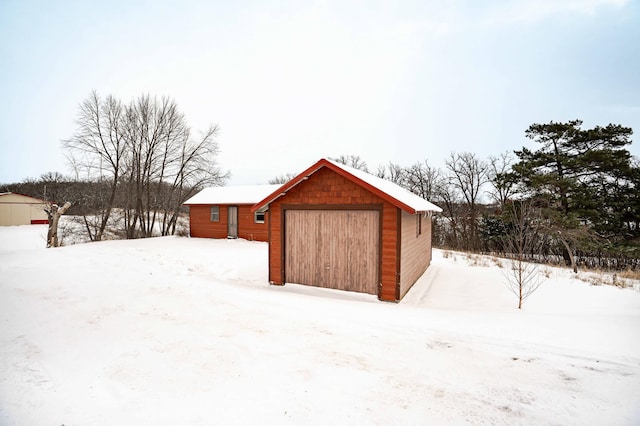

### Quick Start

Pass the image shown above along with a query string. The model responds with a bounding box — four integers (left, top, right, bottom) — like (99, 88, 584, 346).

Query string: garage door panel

(285, 210, 379, 295)
(285, 210, 319, 286)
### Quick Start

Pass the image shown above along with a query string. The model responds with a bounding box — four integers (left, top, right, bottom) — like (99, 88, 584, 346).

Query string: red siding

(189, 204, 269, 242)
(267, 167, 399, 301)
(237, 206, 269, 241)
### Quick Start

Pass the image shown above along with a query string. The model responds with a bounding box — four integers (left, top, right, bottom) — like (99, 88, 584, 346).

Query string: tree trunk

(559, 235, 577, 273)
(46, 202, 71, 248)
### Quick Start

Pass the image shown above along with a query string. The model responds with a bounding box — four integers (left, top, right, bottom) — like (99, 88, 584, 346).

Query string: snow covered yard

(1, 226, 639, 425)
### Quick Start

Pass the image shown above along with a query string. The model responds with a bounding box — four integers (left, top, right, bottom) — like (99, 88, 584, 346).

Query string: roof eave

(251, 162, 324, 212)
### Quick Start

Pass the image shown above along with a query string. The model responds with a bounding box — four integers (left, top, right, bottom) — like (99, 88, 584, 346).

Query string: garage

(252, 158, 442, 302)
(285, 209, 379, 294)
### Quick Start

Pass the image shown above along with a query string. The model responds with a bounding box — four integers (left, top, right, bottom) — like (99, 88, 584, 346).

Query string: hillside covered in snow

(1, 225, 639, 424)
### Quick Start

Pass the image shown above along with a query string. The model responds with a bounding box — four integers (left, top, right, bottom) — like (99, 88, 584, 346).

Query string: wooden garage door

(285, 210, 379, 295)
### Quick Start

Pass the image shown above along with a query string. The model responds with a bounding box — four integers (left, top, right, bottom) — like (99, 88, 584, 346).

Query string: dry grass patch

(441, 249, 640, 291)
(490, 257, 504, 268)
(575, 271, 635, 289)
(618, 268, 640, 280)
(441, 250, 459, 262)
(465, 253, 491, 267)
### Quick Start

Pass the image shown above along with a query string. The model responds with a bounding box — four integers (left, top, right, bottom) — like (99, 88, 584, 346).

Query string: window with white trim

(416, 214, 422, 237)
(255, 211, 265, 224)
(210, 206, 220, 222)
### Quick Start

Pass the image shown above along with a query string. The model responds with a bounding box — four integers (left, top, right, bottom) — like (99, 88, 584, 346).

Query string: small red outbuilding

(184, 185, 280, 242)
(253, 158, 442, 302)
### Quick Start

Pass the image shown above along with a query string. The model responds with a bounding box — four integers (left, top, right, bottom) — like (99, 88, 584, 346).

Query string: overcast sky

(1, 0, 639, 185)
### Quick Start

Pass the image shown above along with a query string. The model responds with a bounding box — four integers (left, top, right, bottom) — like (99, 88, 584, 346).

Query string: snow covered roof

(253, 158, 442, 214)
(184, 184, 282, 205)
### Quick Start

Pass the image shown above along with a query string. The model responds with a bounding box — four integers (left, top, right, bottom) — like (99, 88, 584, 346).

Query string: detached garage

(252, 158, 442, 302)
(0, 192, 49, 226)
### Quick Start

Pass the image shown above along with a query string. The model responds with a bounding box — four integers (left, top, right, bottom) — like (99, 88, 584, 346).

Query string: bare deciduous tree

(330, 154, 369, 172)
(405, 160, 440, 200)
(501, 200, 544, 309)
(487, 151, 518, 207)
(63, 91, 126, 241)
(63, 91, 228, 240)
(375, 162, 406, 185)
(446, 152, 488, 251)
(434, 175, 463, 248)
(268, 172, 297, 184)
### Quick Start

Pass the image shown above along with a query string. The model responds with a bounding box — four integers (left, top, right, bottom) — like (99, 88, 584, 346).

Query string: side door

(228, 206, 238, 238)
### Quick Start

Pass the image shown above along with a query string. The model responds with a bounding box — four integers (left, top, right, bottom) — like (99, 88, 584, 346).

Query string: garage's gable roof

(253, 158, 442, 214)
(184, 184, 282, 205)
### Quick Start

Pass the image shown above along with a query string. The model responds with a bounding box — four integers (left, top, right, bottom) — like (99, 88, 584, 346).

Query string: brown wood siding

(380, 203, 399, 301)
(267, 167, 399, 301)
(268, 204, 282, 284)
(189, 204, 269, 241)
(285, 210, 379, 294)
(399, 210, 433, 298)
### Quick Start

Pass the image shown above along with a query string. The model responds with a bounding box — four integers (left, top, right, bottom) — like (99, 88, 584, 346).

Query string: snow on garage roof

(253, 158, 442, 214)
(183, 184, 282, 205)
(326, 159, 443, 213)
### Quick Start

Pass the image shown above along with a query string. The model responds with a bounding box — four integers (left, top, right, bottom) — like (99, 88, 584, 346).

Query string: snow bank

(0, 224, 48, 252)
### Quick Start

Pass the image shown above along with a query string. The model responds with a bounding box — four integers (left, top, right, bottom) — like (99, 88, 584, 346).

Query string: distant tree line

(3, 113, 638, 271)
(312, 120, 639, 270)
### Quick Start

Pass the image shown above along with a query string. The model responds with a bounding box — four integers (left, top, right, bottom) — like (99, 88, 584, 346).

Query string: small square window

(210, 206, 220, 222)
(255, 211, 265, 224)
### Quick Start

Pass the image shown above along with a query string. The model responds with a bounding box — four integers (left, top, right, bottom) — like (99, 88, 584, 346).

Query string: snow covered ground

(1, 225, 639, 425)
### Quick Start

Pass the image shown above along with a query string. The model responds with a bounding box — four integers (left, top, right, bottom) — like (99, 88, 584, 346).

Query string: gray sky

(1, 0, 639, 184)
